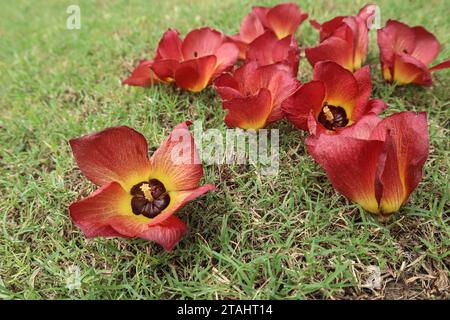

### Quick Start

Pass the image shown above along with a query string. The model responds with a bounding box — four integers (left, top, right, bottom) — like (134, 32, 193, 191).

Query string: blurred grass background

(0, 0, 449, 299)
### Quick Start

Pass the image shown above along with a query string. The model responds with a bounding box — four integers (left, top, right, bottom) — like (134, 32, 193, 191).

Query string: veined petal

(149, 121, 203, 192)
(181, 27, 222, 60)
(174, 55, 217, 92)
(70, 126, 151, 189)
(370, 112, 429, 215)
(213, 73, 242, 101)
(122, 60, 162, 87)
(306, 134, 384, 214)
(429, 59, 450, 72)
(411, 26, 440, 65)
(214, 42, 240, 74)
(151, 59, 179, 82)
(146, 184, 216, 226)
(69, 182, 133, 238)
(109, 215, 187, 251)
(155, 29, 183, 61)
(247, 32, 299, 75)
(266, 3, 308, 39)
(305, 36, 354, 72)
(282, 81, 326, 131)
(313, 61, 359, 117)
(239, 10, 266, 44)
(223, 88, 273, 130)
(393, 53, 431, 86)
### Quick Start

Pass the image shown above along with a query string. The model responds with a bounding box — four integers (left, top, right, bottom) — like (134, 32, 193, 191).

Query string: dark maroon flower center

(130, 179, 170, 218)
(318, 102, 349, 131)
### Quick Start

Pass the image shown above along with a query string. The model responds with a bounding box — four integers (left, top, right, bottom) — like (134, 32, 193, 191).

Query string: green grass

(0, 0, 449, 299)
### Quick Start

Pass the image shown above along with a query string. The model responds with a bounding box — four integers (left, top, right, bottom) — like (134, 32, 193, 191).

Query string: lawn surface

(0, 0, 449, 299)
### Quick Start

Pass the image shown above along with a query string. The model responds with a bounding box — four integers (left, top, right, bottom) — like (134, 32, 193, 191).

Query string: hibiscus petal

(181, 27, 223, 60)
(148, 121, 203, 192)
(70, 126, 151, 189)
(247, 32, 299, 75)
(282, 81, 326, 131)
(155, 28, 183, 61)
(313, 61, 359, 116)
(429, 59, 450, 72)
(110, 214, 187, 251)
(214, 42, 240, 74)
(306, 134, 384, 214)
(393, 53, 431, 86)
(69, 182, 132, 238)
(151, 59, 179, 82)
(223, 88, 273, 129)
(266, 3, 308, 39)
(377, 20, 416, 67)
(122, 60, 161, 87)
(370, 112, 429, 215)
(146, 185, 216, 226)
(214, 73, 242, 101)
(247, 63, 299, 110)
(174, 55, 218, 92)
(411, 26, 440, 65)
(239, 10, 266, 44)
(305, 36, 354, 71)
(352, 65, 372, 120)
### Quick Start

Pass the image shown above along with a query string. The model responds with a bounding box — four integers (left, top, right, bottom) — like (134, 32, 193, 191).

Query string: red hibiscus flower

(227, 3, 308, 59)
(214, 61, 300, 130)
(123, 28, 239, 92)
(69, 122, 215, 251)
(377, 19, 450, 86)
(306, 4, 377, 72)
(282, 61, 386, 134)
(246, 31, 300, 76)
(306, 112, 429, 219)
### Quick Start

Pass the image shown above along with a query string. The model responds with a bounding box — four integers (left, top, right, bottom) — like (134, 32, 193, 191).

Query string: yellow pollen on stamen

(323, 106, 334, 122)
(140, 184, 154, 201)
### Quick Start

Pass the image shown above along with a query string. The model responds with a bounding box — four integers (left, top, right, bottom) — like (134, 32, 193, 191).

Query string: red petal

(213, 73, 242, 101)
(181, 27, 222, 60)
(246, 63, 299, 113)
(110, 214, 188, 251)
(150, 59, 179, 82)
(316, 16, 345, 41)
(69, 182, 132, 238)
(282, 81, 325, 131)
(313, 61, 359, 114)
(223, 88, 273, 129)
(247, 32, 300, 75)
(351, 65, 383, 121)
(238, 10, 266, 43)
(410, 26, 440, 65)
(214, 42, 239, 74)
(148, 121, 203, 192)
(122, 60, 161, 87)
(370, 112, 429, 215)
(337, 113, 382, 140)
(266, 3, 308, 39)
(155, 29, 183, 61)
(343, 16, 368, 70)
(148, 185, 216, 226)
(174, 55, 217, 92)
(429, 59, 450, 72)
(70, 126, 151, 189)
(358, 4, 378, 25)
(70, 181, 213, 251)
(393, 53, 431, 86)
(306, 133, 384, 213)
(305, 36, 353, 71)
(377, 20, 416, 67)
